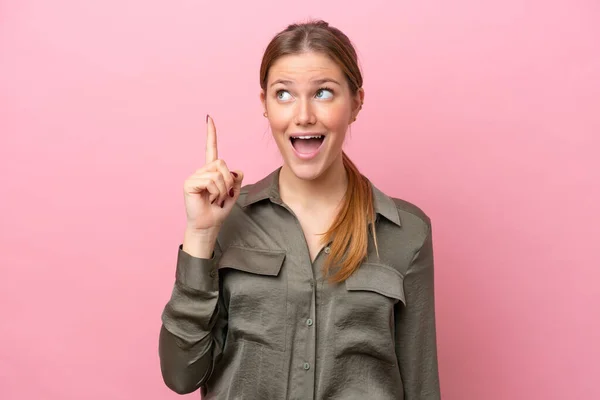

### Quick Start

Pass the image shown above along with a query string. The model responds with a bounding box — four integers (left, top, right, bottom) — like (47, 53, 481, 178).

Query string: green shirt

(159, 167, 441, 399)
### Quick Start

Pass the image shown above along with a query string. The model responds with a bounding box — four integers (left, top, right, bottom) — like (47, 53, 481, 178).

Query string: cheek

(318, 103, 350, 130)
(269, 115, 289, 138)
(266, 100, 290, 131)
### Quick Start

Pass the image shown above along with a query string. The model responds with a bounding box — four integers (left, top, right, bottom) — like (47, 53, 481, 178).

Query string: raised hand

(183, 115, 244, 236)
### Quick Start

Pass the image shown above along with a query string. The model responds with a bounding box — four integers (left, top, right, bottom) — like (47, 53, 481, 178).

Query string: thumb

(231, 170, 244, 194)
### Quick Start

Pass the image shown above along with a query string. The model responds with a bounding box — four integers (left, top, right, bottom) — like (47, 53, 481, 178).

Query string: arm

(394, 223, 441, 399)
(159, 240, 227, 395)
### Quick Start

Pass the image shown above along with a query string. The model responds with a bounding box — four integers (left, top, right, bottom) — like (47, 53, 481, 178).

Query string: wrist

(184, 225, 220, 239)
(183, 227, 220, 259)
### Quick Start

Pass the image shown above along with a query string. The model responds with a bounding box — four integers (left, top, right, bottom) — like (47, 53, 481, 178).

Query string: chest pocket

(345, 262, 405, 304)
(335, 262, 405, 364)
(218, 246, 287, 352)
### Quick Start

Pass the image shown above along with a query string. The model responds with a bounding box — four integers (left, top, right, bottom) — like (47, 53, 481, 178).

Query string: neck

(279, 153, 348, 211)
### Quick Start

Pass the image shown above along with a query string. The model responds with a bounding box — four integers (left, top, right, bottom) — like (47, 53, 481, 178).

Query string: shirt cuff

(175, 244, 219, 292)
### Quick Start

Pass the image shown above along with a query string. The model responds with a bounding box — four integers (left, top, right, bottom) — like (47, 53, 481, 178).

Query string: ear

(350, 88, 365, 122)
(260, 90, 267, 114)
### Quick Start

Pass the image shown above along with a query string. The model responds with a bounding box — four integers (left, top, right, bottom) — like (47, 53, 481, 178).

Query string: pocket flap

(218, 246, 285, 276)
(346, 263, 405, 304)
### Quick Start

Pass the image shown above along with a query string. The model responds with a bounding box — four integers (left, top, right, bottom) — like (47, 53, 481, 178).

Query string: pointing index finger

(205, 114, 218, 163)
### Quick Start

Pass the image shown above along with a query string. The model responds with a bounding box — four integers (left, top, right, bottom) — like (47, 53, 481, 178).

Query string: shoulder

(369, 178, 432, 255)
(238, 184, 251, 201)
(386, 196, 432, 252)
(235, 169, 280, 208)
(239, 179, 257, 196)
(238, 178, 261, 197)
(369, 178, 431, 232)
(369, 187, 434, 269)
(390, 196, 431, 229)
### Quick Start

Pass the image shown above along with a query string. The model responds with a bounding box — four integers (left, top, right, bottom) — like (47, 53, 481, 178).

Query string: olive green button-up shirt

(159, 167, 441, 399)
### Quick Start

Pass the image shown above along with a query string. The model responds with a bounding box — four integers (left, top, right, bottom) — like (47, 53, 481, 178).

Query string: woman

(159, 20, 441, 399)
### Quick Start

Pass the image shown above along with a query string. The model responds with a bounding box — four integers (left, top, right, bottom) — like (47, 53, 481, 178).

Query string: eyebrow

(270, 78, 342, 88)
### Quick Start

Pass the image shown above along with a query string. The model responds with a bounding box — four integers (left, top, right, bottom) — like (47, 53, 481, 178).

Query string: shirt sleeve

(158, 242, 227, 395)
(394, 223, 441, 399)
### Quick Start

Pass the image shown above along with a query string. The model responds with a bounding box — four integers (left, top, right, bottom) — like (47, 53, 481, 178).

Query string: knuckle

(193, 170, 207, 179)
(216, 173, 227, 185)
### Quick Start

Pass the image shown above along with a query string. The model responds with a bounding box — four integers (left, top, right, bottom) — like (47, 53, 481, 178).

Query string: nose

(294, 98, 316, 126)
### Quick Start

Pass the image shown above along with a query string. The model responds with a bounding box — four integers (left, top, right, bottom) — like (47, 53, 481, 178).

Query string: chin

(284, 157, 328, 181)
(290, 165, 323, 181)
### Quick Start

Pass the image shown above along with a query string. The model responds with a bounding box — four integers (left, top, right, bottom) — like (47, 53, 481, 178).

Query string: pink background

(1, 1, 599, 399)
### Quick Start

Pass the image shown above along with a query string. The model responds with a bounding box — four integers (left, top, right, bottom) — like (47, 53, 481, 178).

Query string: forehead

(268, 52, 344, 83)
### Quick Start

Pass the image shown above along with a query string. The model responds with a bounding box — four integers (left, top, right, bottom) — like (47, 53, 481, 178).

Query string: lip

(289, 133, 326, 160)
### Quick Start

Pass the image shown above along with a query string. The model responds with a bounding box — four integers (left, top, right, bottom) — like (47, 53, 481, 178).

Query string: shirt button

(306, 319, 313, 326)
(209, 269, 217, 278)
(303, 362, 310, 370)
(324, 247, 331, 254)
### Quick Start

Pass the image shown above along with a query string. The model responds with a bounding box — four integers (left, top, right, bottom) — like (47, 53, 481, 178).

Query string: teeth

(292, 135, 324, 140)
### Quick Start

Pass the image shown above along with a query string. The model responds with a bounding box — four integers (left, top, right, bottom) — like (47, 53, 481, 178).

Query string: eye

(315, 88, 334, 99)
(276, 90, 292, 101)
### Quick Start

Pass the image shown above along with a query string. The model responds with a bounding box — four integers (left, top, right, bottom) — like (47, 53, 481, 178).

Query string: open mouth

(290, 134, 325, 155)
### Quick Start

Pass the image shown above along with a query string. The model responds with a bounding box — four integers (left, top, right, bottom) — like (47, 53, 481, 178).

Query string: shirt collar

(240, 167, 401, 227)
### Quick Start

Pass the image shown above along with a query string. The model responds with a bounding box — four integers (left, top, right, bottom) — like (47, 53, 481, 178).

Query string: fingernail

(206, 114, 209, 123)
(220, 201, 225, 208)
(231, 172, 238, 178)
(229, 188, 234, 197)
(211, 198, 216, 204)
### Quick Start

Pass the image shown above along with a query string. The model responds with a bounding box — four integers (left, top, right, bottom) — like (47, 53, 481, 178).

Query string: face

(260, 51, 363, 181)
